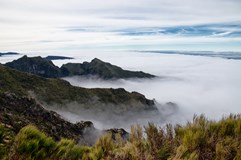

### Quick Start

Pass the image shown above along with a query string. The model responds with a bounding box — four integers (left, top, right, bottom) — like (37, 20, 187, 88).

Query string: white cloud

(0, 0, 241, 52)
(1, 0, 240, 26)
(1, 50, 241, 129)
(53, 51, 241, 129)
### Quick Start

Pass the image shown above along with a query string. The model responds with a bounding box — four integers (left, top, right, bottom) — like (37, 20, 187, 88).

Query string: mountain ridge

(0, 52, 19, 56)
(61, 58, 155, 79)
(0, 64, 157, 114)
(5, 55, 156, 79)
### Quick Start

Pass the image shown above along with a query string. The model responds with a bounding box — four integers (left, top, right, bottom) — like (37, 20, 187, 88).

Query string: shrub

(2, 114, 241, 160)
(0, 124, 7, 159)
(55, 138, 90, 160)
(11, 125, 56, 160)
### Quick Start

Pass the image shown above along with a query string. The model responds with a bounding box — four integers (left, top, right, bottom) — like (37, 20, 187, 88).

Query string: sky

(0, 0, 241, 53)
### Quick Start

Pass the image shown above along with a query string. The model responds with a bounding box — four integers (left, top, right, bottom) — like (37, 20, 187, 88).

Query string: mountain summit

(61, 58, 155, 79)
(5, 55, 61, 78)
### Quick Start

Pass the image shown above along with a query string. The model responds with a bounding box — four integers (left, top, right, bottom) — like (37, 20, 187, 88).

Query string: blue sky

(0, 0, 241, 53)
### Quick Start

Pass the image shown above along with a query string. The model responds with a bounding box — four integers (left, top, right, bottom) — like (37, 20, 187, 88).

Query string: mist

(46, 98, 178, 131)
(56, 51, 241, 129)
(1, 51, 241, 130)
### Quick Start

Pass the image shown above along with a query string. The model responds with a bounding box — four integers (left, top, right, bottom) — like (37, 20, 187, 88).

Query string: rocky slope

(5, 55, 156, 79)
(0, 92, 93, 144)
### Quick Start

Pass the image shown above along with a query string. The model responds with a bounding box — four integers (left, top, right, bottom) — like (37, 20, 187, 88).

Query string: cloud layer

(48, 51, 241, 129)
(1, 51, 241, 129)
(0, 0, 241, 52)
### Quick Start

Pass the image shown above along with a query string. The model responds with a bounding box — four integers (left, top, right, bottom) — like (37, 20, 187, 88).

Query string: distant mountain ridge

(5, 55, 156, 79)
(0, 52, 19, 56)
(139, 50, 241, 60)
(44, 55, 74, 60)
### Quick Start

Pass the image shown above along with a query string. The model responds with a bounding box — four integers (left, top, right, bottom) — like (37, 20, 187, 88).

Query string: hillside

(5, 55, 156, 79)
(0, 64, 156, 114)
(0, 92, 93, 143)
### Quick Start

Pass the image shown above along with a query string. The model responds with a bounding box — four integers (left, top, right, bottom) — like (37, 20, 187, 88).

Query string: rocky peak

(91, 58, 103, 64)
(5, 55, 61, 78)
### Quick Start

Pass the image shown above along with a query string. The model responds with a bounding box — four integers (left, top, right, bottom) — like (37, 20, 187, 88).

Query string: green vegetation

(9, 125, 90, 160)
(12, 125, 56, 159)
(0, 114, 240, 160)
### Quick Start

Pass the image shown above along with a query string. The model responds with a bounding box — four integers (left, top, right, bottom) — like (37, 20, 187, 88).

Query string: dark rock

(44, 55, 74, 60)
(106, 128, 129, 141)
(166, 102, 178, 107)
(0, 52, 19, 56)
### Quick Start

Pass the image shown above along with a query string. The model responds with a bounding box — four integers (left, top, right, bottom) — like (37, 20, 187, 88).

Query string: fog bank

(61, 51, 241, 127)
(1, 51, 241, 129)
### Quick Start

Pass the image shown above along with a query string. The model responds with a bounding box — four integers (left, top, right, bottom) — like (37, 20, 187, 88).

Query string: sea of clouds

(55, 51, 241, 129)
(1, 51, 241, 130)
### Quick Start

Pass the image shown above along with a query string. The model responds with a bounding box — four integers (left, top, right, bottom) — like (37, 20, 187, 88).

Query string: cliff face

(5, 56, 156, 79)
